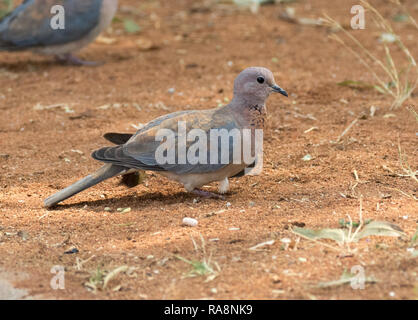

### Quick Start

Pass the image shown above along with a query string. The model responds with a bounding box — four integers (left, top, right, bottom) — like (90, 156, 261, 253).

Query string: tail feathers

(103, 132, 133, 145)
(44, 164, 125, 208)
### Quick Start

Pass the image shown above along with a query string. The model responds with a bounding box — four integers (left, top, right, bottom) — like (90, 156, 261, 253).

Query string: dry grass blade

(397, 138, 418, 183)
(317, 269, 377, 288)
(103, 266, 128, 289)
(406, 106, 418, 122)
(322, 0, 418, 109)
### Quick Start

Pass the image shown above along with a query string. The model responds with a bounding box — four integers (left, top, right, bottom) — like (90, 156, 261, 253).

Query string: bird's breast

(247, 104, 267, 129)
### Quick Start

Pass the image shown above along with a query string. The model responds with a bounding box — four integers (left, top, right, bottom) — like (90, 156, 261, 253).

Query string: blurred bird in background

(0, 0, 118, 65)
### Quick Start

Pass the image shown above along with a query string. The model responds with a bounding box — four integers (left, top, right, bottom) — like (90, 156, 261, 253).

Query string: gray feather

(44, 164, 124, 207)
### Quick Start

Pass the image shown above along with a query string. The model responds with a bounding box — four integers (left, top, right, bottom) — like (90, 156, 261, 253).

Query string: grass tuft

(322, 0, 418, 109)
(175, 235, 220, 279)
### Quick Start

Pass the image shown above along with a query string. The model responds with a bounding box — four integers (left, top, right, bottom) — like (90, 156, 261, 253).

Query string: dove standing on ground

(0, 0, 118, 65)
(44, 67, 288, 207)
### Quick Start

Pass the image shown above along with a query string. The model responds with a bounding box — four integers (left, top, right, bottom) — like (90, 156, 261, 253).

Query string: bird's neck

(229, 96, 267, 129)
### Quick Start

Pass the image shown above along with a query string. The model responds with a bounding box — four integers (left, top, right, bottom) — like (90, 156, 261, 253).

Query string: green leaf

(293, 227, 346, 244)
(354, 221, 404, 240)
(393, 14, 409, 22)
(411, 227, 418, 245)
(0, 0, 13, 19)
(123, 19, 141, 34)
(373, 85, 387, 94)
(293, 221, 404, 245)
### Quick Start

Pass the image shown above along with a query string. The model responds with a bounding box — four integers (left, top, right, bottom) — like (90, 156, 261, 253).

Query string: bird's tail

(44, 164, 126, 208)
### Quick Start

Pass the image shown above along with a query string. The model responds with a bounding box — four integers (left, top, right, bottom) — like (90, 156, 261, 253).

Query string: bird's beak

(271, 84, 288, 97)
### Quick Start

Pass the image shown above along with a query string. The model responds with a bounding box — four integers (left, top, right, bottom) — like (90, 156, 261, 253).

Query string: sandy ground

(0, 0, 417, 299)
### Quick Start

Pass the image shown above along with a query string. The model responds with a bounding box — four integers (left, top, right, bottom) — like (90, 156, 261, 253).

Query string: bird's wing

(0, 0, 102, 50)
(93, 108, 243, 175)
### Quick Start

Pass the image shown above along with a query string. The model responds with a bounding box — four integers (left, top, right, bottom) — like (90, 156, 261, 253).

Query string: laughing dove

(44, 67, 288, 207)
(0, 0, 118, 65)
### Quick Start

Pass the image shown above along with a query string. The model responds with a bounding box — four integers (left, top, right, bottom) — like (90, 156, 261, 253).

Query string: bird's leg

(218, 177, 230, 194)
(192, 189, 225, 200)
(55, 54, 103, 66)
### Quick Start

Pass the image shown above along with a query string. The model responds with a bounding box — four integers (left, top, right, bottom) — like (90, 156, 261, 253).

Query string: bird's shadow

(0, 60, 93, 71)
(0, 53, 133, 72)
(47, 190, 233, 211)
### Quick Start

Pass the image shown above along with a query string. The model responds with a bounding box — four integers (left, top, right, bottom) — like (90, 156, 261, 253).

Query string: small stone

(302, 154, 312, 161)
(64, 247, 79, 254)
(183, 217, 198, 227)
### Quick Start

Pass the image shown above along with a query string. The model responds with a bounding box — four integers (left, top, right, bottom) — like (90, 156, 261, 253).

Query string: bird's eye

(257, 76, 265, 84)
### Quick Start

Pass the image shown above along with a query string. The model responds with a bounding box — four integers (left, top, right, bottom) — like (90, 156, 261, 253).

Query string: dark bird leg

(120, 172, 141, 188)
(55, 54, 103, 66)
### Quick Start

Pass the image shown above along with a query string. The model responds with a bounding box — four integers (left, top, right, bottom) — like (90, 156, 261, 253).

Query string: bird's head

(232, 67, 287, 105)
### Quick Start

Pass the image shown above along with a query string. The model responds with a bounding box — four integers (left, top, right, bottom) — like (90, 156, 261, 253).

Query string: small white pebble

(183, 217, 198, 227)
(229, 227, 240, 231)
(104, 207, 111, 211)
(298, 257, 307, 263)
(281, 238, 291, 244)
(211, 288, 218, 294)
(226, 202, 231, 208)
(389, 291, 395, 297)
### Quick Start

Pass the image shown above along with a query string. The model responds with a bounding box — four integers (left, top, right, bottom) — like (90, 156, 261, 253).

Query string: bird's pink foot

(192, 189, 225, 200)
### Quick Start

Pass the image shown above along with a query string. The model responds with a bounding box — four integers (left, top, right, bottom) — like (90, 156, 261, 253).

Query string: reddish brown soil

(0, 0, 417, 299)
